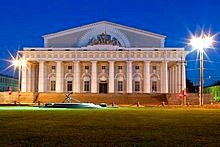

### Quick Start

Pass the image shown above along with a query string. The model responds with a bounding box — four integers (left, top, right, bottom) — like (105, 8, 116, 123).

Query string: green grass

(1, 107, 220, 146)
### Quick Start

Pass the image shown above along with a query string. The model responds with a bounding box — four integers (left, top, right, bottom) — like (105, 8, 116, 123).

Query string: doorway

(99, 83, 108, 93)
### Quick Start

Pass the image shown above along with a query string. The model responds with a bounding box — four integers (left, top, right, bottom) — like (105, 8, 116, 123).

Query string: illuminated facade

(20, 21, 187, 93)
(0, 74, 18, 92)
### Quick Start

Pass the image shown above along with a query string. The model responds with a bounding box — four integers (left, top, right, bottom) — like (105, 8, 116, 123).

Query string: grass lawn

(0, 107, 220, 146)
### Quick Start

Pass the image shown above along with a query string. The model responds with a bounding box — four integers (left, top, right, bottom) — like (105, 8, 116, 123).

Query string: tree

(186, 79, 196, 93)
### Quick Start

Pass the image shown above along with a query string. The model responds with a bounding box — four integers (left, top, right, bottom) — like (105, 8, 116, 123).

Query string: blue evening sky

(0, 0, 220, 86)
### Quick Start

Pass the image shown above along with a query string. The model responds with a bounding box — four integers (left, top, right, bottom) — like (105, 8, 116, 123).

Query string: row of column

(169, 62, 186, 93)
(22, 60, 173, 93)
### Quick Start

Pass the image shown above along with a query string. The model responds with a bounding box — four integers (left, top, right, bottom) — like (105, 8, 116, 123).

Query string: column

(160, 61, 168, 93)
(56, 61, 63, 92)
(168, 68, 171, 93)
(178, 63, 182, 93)
(182, 61, 186, 90)
(31, 64, 36, 92)
(27, 64, 32, 92)
(73, 61, 80, 93)
(91, 61, 97, 93)
(174, 65, 178, 93)
(21, 64, 27, 92)
(175, 63, 181, 93)
(164, 61, 168, 93)
(38, 61, 46, 92)
(127, 61, 132, 93)
(171, 66, 175, 93)
(108, 61, 115, 93)
(144, 61, 150, 93)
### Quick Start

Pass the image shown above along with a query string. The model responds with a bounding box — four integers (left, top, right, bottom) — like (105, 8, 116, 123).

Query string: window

(52, 66, 56, 70)
(85, 66, 89, 70)
(67, 81, 72, 91)
(152, 81, 157, 92)
(84, 81, 90, 92)
(152, 66, 156, 73)
(118, 81, 123, 91)
(135, 81, 140, 92)
(135, 66, 139, 70)
(68, 66, 72, 70)
(51, 81, 56, 91)
(118, 66, 122, 70)
(102, 66, 106, 70)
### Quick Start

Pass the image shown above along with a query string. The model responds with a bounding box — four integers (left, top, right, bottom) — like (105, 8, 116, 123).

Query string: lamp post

(12, 54, 27, 104)
(190, 33, 213, 106)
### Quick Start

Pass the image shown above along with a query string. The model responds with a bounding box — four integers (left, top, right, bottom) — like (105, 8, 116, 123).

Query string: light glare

(190, 33, 213, 50)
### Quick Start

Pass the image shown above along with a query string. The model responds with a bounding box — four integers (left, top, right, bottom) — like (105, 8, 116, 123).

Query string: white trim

(42, 21, 166, 40)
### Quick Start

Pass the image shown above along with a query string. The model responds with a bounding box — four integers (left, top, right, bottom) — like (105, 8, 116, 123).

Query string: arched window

(48, 73, 56, 91)
(66, 75, 73, 92)
(151, 76, 158, 92)
(83, 76, 90, 92)
(117, 76, 124, 92)
(133, 75, 141, 92)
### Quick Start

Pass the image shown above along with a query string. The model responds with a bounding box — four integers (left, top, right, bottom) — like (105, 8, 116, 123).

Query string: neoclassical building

(20, 21, 187, 94)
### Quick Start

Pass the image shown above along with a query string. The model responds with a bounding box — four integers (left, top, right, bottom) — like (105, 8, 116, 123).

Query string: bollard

(38, 101, 41, 106)
(14, 101, 17, 105)
(137, 101, 140, 107)
(187, 102, 190, 106)
(112, 102, 114, 107)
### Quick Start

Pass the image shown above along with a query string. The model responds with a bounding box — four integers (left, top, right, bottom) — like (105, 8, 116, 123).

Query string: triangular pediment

(43, 21, 166, 48)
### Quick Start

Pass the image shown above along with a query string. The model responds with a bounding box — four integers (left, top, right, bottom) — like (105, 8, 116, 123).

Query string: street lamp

(190, 33, 213, 106)
(11, 54, 27, 104)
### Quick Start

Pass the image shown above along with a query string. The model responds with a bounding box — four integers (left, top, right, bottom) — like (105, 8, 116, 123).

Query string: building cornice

(20, 49, 187, 62)
(42, 21, 166, 40)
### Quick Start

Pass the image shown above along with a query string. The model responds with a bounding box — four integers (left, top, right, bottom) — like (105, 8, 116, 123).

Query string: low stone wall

(0, 92, 35, 104)
(166, 93, 213, 105)
(37, 93, 167, 105)
(0, 92, 214, 105)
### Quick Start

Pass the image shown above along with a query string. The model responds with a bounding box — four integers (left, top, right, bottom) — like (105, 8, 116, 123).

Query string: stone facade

(19, 21, 187, 94)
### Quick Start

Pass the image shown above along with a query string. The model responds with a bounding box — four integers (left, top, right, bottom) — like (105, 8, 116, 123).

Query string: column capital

(162, 61, 169, 64)
(108, 60, 115, 63)
(73, 60, 80, 63)
(144, 61, 151, 64)
(126, 60, 133, 63)
(38, 60, 45, 63)
(55, 61, 62, 63)
(91, 60, 97, 63)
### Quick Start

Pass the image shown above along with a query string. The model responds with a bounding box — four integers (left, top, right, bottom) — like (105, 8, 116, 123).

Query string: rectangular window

(102, 66, 106, 69)
(51, 81, 56, 91)
(52, 66, 56, 70)
(85, 66, 89, 70)
(68, 66, 72, 70)
(135, 81, 140, 91)
(67, 81, 72, 91)
(152, 66, 156, 73)
(118, 81, 123, 91)
(84, 81, 90, 92)
(152, 81, 157, 92)
(118, 66, 122, 70)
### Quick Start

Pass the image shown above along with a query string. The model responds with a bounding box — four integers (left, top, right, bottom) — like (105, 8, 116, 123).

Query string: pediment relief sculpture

(88, 32, 121, 46)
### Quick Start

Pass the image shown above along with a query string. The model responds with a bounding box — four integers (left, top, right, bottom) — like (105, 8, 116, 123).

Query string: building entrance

(99, 83, 108, 93)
